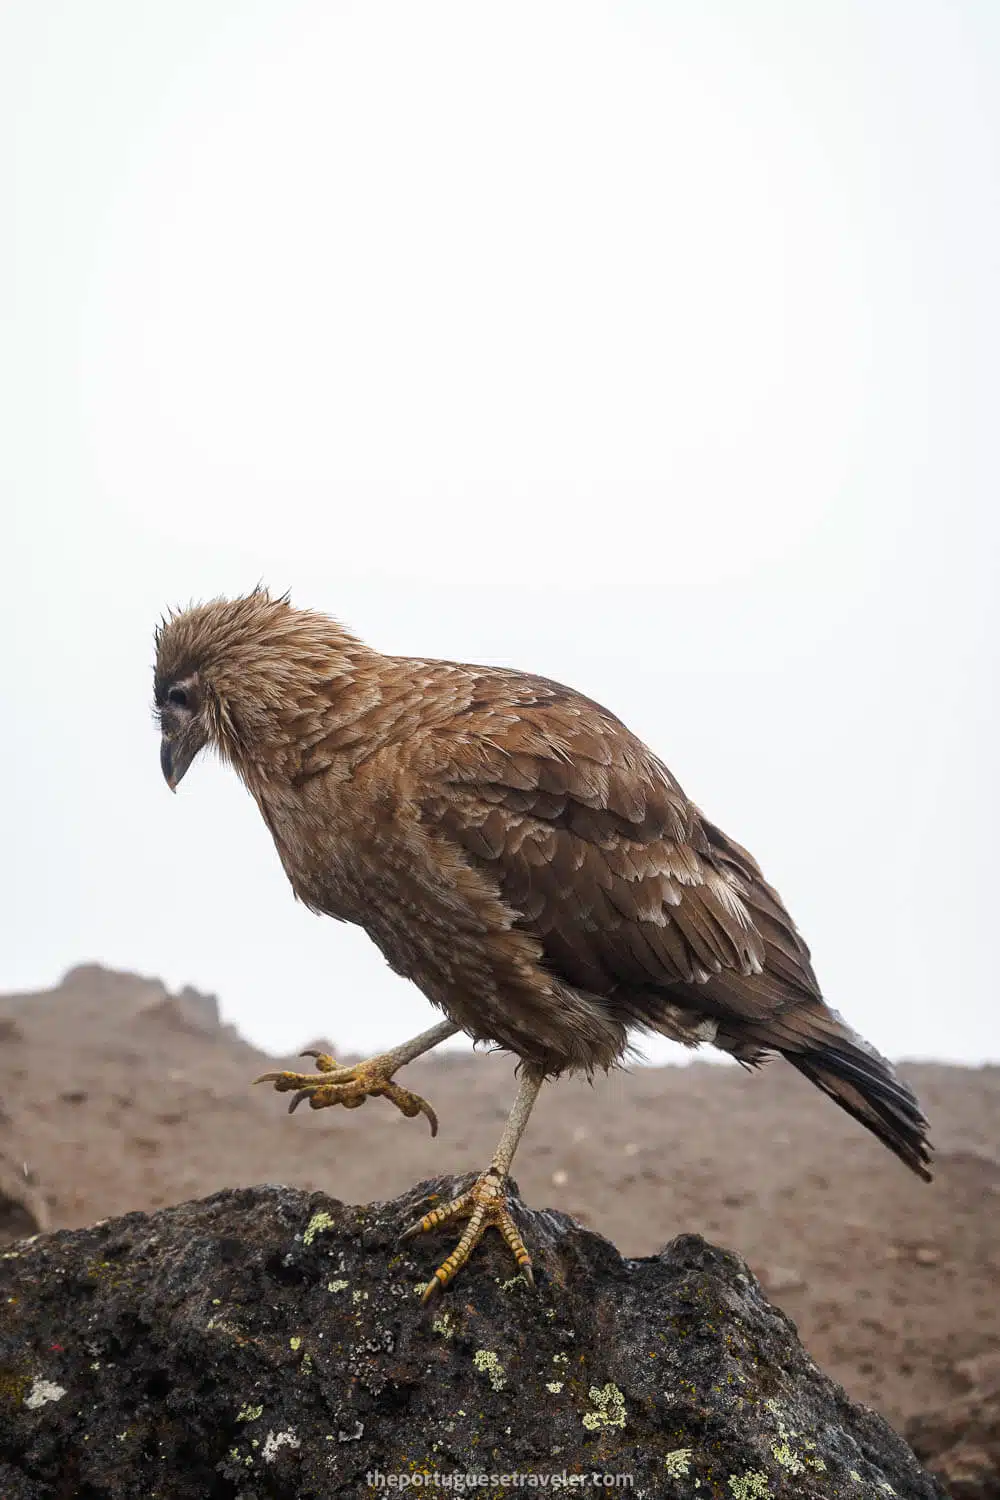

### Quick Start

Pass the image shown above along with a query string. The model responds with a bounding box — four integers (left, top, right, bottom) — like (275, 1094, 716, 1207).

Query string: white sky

(2, 1, 997, 1063)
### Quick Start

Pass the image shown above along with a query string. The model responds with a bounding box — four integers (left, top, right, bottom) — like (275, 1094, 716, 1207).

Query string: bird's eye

(167, 686, 190, 709)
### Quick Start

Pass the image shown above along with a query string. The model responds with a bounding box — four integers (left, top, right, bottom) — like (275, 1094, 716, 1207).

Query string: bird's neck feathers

(208, 621, 384, 787)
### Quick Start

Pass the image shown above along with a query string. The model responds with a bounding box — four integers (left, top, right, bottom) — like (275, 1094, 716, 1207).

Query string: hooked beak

(160, 734, 197, 792)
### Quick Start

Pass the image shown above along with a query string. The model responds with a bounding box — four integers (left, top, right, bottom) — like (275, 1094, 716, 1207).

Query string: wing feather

(414, 671, 810, 1018)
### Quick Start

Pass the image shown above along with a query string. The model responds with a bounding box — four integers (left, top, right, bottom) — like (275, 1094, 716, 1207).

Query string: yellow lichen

(728, 1474, 770, 1500)
(473, 1349, 506, 1391)
(765, 1398, 808, 1475)
(237, 1403, 263, 1422)
(289, 1337, 301, 1351)
(432, 1312, 455, 1339)
(772, 1441, 805, 1474)
(581, 1383, 626, 1431)
(664, 1449, 692, 1478)
(546, 1381, 564, 1394)
(327, 1279, 349, 1293)
(303, 1210, 335, 1246)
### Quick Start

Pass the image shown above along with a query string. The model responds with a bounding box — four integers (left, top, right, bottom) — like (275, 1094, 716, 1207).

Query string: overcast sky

(2, 1, 997, 1064)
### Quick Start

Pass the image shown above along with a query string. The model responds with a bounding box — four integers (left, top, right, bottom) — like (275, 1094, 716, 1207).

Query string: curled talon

(253, 1051, 439, 1135)
(299, 1048, 338, 1071)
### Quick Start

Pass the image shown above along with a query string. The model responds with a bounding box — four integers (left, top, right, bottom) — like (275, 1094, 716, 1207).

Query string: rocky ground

(0, 965, 997, 1447)
(0, 1180, 948, 1498)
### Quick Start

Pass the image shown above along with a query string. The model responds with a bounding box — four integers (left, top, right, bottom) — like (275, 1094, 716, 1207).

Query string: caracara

(154, 589, 931, 1300)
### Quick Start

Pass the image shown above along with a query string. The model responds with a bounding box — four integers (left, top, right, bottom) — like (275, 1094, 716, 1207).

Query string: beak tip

(160, 738, 177, 791)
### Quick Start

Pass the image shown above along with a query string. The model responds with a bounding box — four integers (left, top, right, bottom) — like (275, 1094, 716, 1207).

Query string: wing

(407, 662, 931, 1179)
(412, 668, 820, 1028)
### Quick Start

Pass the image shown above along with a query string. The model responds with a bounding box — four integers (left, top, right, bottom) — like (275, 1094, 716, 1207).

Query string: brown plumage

(154, 589, 931, 1294)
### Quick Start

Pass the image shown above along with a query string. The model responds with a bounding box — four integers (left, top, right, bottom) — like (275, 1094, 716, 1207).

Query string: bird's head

(153, 596, 248, 790)
(153, 588, 366, 790)
(154, 667, 206, 791)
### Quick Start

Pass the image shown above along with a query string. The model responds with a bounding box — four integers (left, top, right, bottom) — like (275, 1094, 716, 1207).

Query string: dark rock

(0, 1178, 944, 1498)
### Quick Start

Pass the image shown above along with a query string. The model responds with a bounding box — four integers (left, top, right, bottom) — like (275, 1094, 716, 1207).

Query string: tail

(786, 1030, 933, 1181)
(717, 1000, 933, 1181)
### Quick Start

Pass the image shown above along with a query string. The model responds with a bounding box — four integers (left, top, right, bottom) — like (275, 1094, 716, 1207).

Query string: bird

(153, 588, 932, 1300)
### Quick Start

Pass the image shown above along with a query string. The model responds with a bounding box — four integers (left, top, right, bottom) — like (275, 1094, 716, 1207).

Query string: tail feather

(788, 1042, 933, 1181)
(715, 999, 933, 1181)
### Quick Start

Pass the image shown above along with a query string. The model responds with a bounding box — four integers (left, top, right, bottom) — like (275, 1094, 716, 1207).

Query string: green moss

(0, 1367, 30, 1404)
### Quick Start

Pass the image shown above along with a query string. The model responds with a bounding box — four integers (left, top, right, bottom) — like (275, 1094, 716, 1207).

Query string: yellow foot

(400, 1169, 534, 1303)
(253, 1050, 438, 1135)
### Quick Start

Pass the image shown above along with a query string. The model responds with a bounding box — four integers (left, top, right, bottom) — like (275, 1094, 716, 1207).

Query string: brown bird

(154, 589, 931, 1299)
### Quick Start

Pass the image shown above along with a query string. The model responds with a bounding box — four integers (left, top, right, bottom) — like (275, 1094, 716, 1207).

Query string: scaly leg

(401, 1068, 543, 1302)
(254, 1019, 458, 1136)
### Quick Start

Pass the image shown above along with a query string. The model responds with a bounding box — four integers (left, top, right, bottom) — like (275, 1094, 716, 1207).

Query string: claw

(253, 1070, 303, 1091)
(401, 1170, 534, 1302)
(299, 1049, 338, 1071)
(381, 1081, 439, 1137)
(254, 1056, 439, 1134)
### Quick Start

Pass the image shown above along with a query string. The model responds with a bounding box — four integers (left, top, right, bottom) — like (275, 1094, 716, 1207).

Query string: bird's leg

(254, 1019, 459, 1136)
(401, 1068, 543, 1303)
